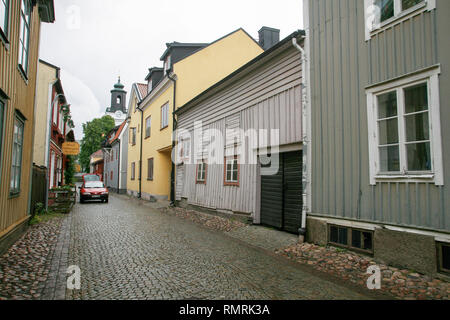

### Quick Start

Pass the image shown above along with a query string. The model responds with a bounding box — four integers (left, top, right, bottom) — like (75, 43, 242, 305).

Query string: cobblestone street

(59, 194, 386, 300)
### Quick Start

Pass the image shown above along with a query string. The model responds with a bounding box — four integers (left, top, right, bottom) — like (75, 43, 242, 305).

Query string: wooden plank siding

(0, 1, 43, 236)
(176, 41, 303, 216)
(307, 0, 450, 232)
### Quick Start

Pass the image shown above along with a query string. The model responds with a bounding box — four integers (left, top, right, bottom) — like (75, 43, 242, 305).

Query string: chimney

(258, 27, 280, 51)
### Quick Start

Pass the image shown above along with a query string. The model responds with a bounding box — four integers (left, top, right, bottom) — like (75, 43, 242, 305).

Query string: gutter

(167, 72, 177, 206)
(292, 36, 309, 243)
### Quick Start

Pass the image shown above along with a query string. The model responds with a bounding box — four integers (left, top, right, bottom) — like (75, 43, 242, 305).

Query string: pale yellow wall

(130, 28, 263, 199)
(33, 62, 57, 167)
(174, 29, 263, 108)
(126, 91, 142, 193)
(140, 85, 174, 197)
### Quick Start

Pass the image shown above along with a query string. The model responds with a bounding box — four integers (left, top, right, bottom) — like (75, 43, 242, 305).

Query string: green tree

(64, 155, 76, 185)
(79, 115, 115, 172)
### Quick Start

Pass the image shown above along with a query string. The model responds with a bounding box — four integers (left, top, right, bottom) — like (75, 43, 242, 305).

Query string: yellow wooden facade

(127, 29, 263, 200)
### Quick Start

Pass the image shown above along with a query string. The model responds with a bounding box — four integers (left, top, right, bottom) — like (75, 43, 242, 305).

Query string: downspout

(167, 72, 177, 206)
(292, 36, 309, 243)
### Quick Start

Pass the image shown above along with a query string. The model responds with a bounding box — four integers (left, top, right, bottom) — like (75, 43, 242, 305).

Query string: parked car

(82, 173, 102, 184)
(79, 181, 109, 203)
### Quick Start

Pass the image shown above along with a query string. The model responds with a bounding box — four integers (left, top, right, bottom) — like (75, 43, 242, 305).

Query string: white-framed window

(164, 55, 171, 74)
(0, 0, 10, 40)
(10, 112, 24, 194)
(145, 116, 151, 138)
(130, 127, 136, 145)
(0, 98, 5, 184)
(224, 156, 239, 186)
(18, 0, 31, 74)
(366, 66, 443, 185)
(147, 80, 152, 94)
(53, 101, 58, 125)
(196, 160, 207, 184)
(161, 103, 169, 129)
(59, 111, 64, 133)
(364, 0, 435, 40)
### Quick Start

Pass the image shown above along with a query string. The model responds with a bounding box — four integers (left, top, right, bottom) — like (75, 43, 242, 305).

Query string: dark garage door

(260, 151, 302, 234)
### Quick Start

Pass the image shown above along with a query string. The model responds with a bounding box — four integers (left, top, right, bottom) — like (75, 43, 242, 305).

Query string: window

(130, 127, 136, 146)
(437, 242, 450, 274)
(131, 162, 135, 180)
(53, 101, 58, 125)
(110, 171, 113, 180)
(0, 99, 4, 182)
(10, 112, 24, 195)
(164, 55, 171, 74)
(365, 0, 432, 40)
(59, 111, 64, 133)
(147, 158, 153, 181)
(224, 156, 239, 186)
(161, 103, 169, 129)
(0, 0, 9, 41)
(328, 225, 374, 254)
(181, 138, 190, 159)
(18, 0, 31, 74)
(145, 116, 151, 138)
(196, 161, 207, 184)
(116, 96, 121, 104)
(147, 80, 152, 94)
(366, 67, 443, 185)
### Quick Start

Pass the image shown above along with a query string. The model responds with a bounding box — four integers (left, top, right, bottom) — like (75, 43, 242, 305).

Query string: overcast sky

(39, 0, 304, 139)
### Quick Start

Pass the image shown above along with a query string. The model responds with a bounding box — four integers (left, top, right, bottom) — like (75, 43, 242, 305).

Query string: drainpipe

(292, 36, 309, 243)
(117, 140, 120, 193)
(167, 72, 177, 206)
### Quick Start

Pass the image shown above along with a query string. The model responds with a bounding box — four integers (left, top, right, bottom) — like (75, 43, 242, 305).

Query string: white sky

(39, 0, 304, 139)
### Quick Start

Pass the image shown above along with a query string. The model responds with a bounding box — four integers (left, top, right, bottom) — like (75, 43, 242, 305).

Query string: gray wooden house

(304, 0, 449, 275)
(103, 120, 128, 194)
(174, 29, 305, 233)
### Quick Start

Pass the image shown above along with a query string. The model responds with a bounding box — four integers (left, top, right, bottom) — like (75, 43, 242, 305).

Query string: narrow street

(53, 193, 379, 300)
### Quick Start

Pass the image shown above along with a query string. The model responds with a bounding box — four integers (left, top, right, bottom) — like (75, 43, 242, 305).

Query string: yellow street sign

(75, 164, 81, 173)
(62, 142, 80, 156)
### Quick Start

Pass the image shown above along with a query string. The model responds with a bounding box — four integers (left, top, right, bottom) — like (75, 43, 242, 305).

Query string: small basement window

(328, 224, 374, 254)
(437, 242, 450, 274)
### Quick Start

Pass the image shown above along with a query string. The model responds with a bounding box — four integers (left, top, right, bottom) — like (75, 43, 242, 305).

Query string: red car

(79, 181, 109, 203)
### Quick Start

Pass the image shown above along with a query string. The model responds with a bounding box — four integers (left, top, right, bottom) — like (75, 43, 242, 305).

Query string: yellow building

(127, 28, 263, 201)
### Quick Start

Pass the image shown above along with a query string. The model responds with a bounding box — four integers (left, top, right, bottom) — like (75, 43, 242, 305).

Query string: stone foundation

(306, 216, 441, 276)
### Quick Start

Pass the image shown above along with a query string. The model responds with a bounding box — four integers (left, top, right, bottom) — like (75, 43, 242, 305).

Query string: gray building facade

(104, 121, 128, 194)
(304, 0, 449, 275)
(175, 31, 305, 233)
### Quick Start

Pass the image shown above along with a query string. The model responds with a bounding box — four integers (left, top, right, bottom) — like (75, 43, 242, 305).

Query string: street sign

(62, 142, 80, 156)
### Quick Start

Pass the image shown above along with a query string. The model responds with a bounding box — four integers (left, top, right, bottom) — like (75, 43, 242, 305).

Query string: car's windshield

(84, 181, 104, 188)
(84, 175, 100, 182)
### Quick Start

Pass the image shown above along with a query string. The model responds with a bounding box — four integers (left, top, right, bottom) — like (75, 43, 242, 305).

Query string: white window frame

(196, 161, 207, 183)
(0, 0, 10, 40)
(366, 66, 443, 185)
(364, 0, 436, 41)
(145, 116, 151, 138)
(10, 112, 24, 194)
(161, 103, 169, 129)
(18, 0, 31, 74)
(224, 157, 239, 185)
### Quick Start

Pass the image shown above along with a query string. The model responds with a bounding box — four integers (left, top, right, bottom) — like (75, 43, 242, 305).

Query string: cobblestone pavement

(65, 194, 387, 300)
(0, 217, 64, 300)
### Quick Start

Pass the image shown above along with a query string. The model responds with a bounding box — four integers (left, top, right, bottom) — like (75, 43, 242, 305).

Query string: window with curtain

(10, 113, 25, 194)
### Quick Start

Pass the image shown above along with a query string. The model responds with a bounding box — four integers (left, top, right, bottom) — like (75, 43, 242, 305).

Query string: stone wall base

(306, 216, 440, 276)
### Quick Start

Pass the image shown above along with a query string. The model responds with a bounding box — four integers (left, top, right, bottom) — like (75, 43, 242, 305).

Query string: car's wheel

(105, 198, 109, 203)
(80, 198, 84, 204)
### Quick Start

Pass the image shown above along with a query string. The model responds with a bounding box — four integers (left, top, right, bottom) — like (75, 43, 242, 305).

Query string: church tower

(105, 77, 127, 125)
